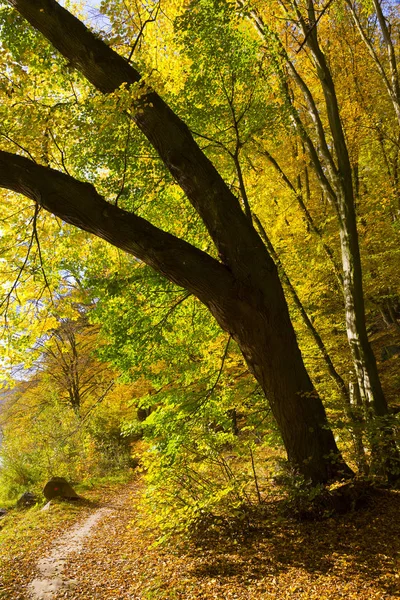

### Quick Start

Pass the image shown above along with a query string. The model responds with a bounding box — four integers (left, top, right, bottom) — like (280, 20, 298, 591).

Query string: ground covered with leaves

(0, 477, 132, 600)
(1, 477, 399, 599)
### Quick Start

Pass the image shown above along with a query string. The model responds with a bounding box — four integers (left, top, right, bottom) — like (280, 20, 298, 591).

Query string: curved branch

(7, 0, 271, 282)
(0, 150, 236, 312)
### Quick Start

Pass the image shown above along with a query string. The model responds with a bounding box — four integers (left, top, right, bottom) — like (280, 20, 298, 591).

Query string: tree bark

(2, 1, 354, 482)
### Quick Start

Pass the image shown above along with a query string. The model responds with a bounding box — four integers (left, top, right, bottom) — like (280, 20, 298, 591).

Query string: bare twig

(249, 446, 262, 503)
(49, 130, 71, 175)
(0, 133, 37, 163)
(32, 204, 54, 306)
(206, 334, 232, 400)
(127, 1, 161, 63)
(0, 213, 36, 321)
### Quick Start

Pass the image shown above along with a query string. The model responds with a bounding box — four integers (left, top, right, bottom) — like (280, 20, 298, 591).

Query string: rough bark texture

(2, 0, 354, 482)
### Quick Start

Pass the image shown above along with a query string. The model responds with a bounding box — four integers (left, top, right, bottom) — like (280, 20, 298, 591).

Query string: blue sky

(59, 0, 107, 30)
(82, 0, 112, 32)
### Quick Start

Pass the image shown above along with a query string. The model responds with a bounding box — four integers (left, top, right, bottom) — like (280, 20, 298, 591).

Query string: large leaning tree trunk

(2, 0, 353, 483)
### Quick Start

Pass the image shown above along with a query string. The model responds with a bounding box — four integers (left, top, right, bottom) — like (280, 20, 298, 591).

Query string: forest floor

(1, 476, 400, 600)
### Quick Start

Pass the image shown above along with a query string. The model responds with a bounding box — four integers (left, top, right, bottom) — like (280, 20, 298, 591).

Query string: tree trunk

(0, 151, 352, 483)
(3, 0, 354, 483)
(224, 278, 351, 483)
(337, 201, 388, 417)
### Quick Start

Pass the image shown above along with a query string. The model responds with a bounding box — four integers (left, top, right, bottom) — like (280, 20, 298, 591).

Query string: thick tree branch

(0, 151, 237, 317)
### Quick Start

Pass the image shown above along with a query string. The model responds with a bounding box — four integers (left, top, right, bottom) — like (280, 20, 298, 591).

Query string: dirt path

(27, 483, 140, 600)
(24, 482, 400, 600)
(28, 508, 112, 599)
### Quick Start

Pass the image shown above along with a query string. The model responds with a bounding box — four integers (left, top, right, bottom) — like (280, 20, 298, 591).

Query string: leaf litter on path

(3, 479, 400, 599)
(53, 483, 400, 599)
(29, 508, 113, 599)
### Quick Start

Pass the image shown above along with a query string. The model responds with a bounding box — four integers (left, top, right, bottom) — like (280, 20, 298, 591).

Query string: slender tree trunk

(254, 215, 368, 473)
(243, 0, 388, 420)
(283, 0, 389, 420)
(336, 197, 387, 417)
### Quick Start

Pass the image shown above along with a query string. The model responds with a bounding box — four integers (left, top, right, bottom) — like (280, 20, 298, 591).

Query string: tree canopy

(0, 0, 399, 512)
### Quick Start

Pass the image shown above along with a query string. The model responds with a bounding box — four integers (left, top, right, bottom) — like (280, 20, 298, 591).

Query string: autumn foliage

(0, 0, 399, 533)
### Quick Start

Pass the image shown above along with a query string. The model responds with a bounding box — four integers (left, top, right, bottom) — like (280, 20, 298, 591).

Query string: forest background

(0, 0, 399, 536)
